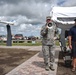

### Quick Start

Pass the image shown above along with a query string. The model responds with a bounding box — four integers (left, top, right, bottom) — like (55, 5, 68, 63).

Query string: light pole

(0, 20, 14, 46)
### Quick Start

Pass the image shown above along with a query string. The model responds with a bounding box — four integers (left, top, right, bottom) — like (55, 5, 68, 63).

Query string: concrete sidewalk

(5, 46, 60, 75)
(0, 46, 42, 51)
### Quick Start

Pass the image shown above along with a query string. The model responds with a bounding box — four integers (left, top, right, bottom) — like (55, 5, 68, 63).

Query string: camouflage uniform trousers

(42, 45, 55, 66)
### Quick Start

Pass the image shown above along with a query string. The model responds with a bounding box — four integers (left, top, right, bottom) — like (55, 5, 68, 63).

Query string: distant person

(68, 19, 76, 71)
(40, 16, 58, 71)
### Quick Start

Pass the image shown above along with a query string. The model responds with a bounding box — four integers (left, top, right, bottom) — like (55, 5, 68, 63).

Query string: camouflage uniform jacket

(40, 22, 57, 46)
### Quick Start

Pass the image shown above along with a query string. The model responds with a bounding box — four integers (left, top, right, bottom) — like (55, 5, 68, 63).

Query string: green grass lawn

(13, 42, 42, 46)
(0, 40, 61, 46)
(0, 42, 42, 46)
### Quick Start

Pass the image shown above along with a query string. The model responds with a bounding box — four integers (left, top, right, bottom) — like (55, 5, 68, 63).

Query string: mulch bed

(0, 48, 39, 75)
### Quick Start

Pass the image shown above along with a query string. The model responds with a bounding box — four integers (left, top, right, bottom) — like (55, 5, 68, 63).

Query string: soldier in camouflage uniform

(40, 16, 57, 71)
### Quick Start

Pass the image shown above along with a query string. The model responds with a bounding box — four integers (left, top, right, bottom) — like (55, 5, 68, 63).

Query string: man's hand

(54, 37, 57, 40)
(69, 45, 72, 50)
(46, 25, 48, 29)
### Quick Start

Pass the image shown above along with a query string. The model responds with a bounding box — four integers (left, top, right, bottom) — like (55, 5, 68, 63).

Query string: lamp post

(0, 20, 14, 46)
(6, 24, 12, 46)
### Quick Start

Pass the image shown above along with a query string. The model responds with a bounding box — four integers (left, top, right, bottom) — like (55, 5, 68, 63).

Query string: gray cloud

(0, 0, 22, 5)
(0, 0, 76, 36)
(61, 0, 76, 7)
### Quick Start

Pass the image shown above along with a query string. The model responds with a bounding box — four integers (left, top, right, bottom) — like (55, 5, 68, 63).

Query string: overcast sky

(0, 0, 76, 37)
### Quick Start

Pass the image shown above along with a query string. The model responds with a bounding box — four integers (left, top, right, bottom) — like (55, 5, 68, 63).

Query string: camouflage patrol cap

(46, 16, 51, 20)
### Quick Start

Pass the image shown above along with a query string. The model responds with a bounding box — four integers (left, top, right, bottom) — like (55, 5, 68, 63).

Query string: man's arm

(68, 36, 72, 49)
(40, 25, 48, 36)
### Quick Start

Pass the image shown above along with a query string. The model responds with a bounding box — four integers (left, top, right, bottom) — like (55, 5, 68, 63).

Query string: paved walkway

(3, 46, 60, 75)
(0, 46, 42, 51)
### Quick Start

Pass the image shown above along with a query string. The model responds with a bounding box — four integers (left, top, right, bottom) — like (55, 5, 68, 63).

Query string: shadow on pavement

(32, 61, 45, 69)
(57, 51, 76, 75)
(32, 50, 59, 69)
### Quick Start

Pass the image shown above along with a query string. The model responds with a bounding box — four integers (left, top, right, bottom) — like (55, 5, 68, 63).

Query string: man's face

(46, 19, 51, 23)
